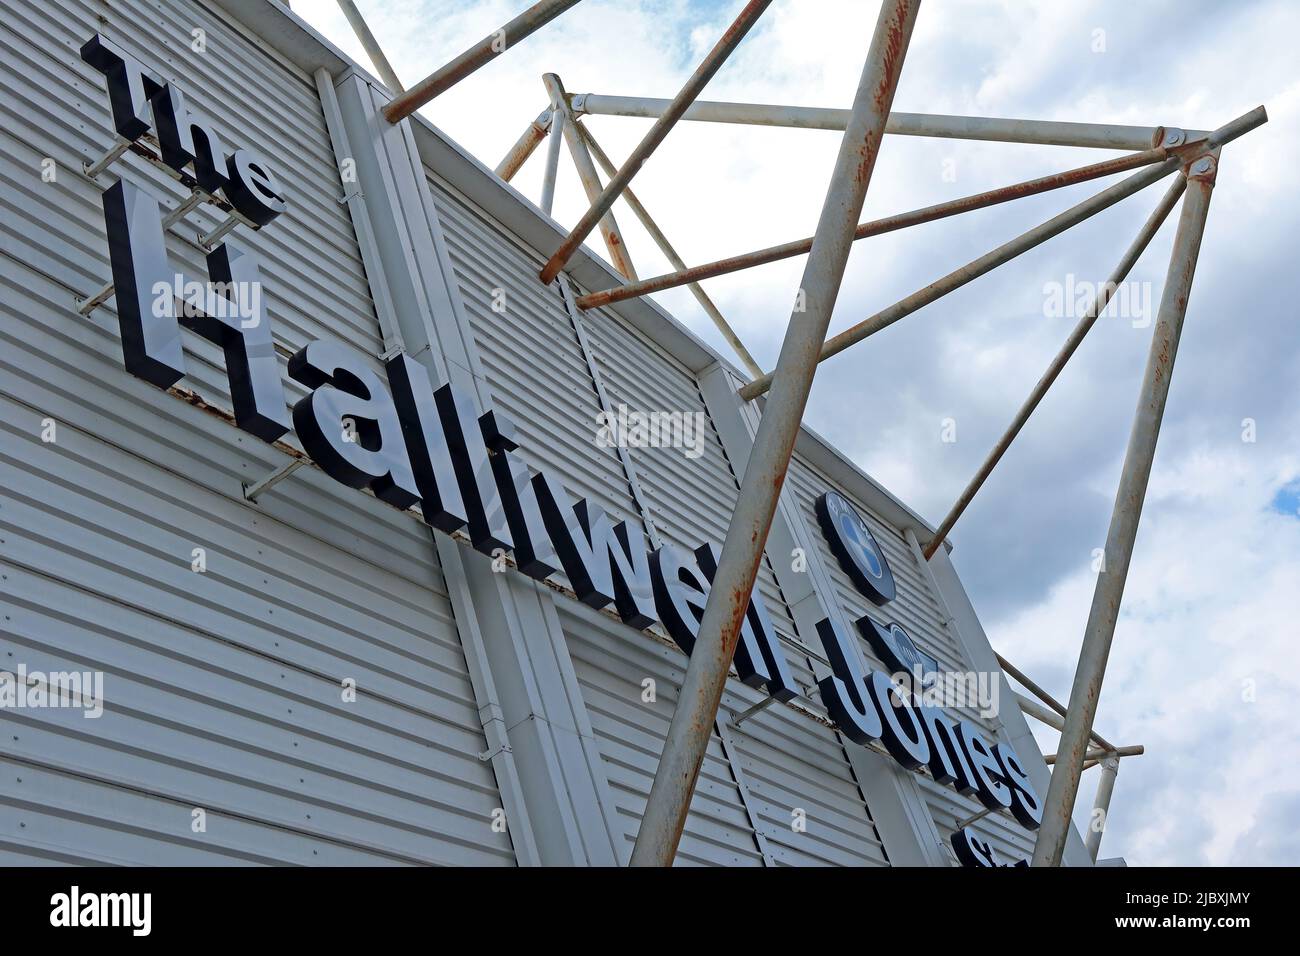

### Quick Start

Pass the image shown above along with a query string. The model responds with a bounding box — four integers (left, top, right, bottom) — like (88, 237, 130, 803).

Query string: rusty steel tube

(542, 74, 638, 280)
(1200, 104, 1268, 150)
(1014, 691, 1069, 733)
(921, 174, 1188, 560)
(738, 157, 1182, 401)
(628, 0, 920, 868)
(1004, 662, 1116, 751)
(495, 108, 552, 182)
(579, 124, 763, 379)
(335, 0, 404, 93)
(574, 93, 1192, 150)
(383, 0, 583, 123)
(1032, 159, 1217, 867)
(538, 0, 773, 284)
(575, 146, 1170, 311)
(1043, 745, 1144, 766)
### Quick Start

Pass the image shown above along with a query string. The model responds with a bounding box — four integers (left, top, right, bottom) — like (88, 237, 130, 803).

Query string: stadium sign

(79, 35, 1043, 861)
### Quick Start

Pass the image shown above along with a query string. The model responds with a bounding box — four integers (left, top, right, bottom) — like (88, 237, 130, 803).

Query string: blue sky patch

(1269, 480, 1300, 517)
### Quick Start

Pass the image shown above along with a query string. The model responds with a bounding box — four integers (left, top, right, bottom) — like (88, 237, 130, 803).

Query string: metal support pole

(538, 0, 774, 284)
(628, 0, 920, 868)
(579, 123, 763, 379)
(921, 174, 1188, 559)
(576, 146, 1169, 311)
(1014, 691, 1068, 731)
(573, 92, 1196, 150)
(1044, 745, 1143, 765)
(495, 109, 552, 182)
(383, 0, 583, 123)
(539, 108, 565, 215)
(1032, 158, 1218, 867)
(1085, 754, 1120, 861)
(737, 157, 1180, 401)
(335, 0, 404, 93)
(541, 74, 638, 280)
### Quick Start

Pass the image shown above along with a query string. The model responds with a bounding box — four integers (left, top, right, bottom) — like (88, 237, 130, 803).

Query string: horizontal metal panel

(1, 761, 413, 866)
(0, 398, 515, 865)
(0, 845, 83, 866)
(0, 405, 478, 736)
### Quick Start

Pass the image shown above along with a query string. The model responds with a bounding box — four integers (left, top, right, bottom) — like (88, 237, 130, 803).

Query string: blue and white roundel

(815, 490, 896, 605)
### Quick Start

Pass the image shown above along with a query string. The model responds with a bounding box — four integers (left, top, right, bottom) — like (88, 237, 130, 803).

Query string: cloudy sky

(293, 0, 1299, 866)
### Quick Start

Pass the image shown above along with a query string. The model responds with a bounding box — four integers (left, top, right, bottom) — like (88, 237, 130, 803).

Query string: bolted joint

(1153, 126, 1186, 148)
(570, 92, 587, 115)
(1186, 153, 1218, 183)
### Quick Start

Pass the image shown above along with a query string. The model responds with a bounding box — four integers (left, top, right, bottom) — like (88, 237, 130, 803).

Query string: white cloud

(997, 444, 1300, 864)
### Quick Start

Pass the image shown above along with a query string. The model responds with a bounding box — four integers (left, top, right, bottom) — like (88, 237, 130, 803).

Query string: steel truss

(339, 0, 1266, 867)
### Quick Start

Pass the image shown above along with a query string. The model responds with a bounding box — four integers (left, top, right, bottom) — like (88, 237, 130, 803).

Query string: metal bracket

(955, 805, 994, 830)
(729, 695, 776, 727)
(82, 138, 131, 179)
(478, 743, 513, 762)
(242, 458, 308, 502)
(75, 281, 116, 316)
(199, 213, 241, 250)
(161, 189, 208, 229)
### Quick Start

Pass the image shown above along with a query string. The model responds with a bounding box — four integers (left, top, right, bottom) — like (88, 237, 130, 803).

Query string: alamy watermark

(595, 404, 707, 460)
(50, 886, 150, 936)
(151, 273, 261, 328)
(890, 666, 1000, 719)
(1043, 274, 1153, 328)
(0, 665, 104, 718)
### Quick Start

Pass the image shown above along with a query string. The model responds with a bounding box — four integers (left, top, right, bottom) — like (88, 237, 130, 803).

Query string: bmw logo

(815, 490, 896, 605)
(856, 617, 939, 683)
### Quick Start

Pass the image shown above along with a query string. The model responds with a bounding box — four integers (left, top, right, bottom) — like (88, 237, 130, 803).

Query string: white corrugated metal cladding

(0, 0, 1055, 865)
(1, 0, 511, 865)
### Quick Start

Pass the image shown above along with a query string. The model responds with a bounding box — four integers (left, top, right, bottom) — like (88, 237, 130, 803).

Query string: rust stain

(872, 4, 909, 115)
